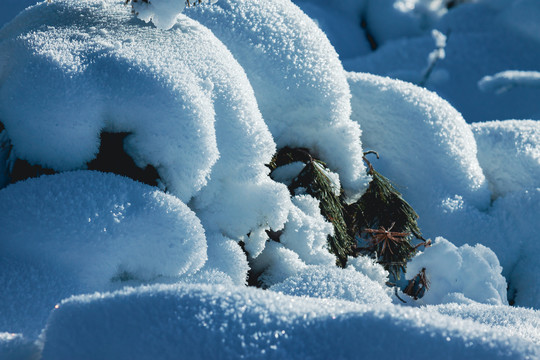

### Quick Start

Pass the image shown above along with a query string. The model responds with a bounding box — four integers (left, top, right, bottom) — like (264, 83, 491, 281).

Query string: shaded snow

(0, 171, 206, 337)
(345, 0, 540, 122)
(40, 283, 540, 360)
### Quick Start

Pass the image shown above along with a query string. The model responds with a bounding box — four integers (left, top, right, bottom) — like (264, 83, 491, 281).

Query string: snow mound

(271, 266, 392, 304)
(347, 72, 490, 213)
(471, 120, 540, 198)
(40, 283, 540, 359)
(478, 71, 540, 94)
(406, 237, 508, 305)
(0, 171, 206, 336)
(185, 0, 370, 201)
(346, 1, 540, 123)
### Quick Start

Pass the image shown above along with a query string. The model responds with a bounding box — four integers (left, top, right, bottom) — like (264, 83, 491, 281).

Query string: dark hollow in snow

(86, 132, 160, 187)
(5, 131, 160, 187)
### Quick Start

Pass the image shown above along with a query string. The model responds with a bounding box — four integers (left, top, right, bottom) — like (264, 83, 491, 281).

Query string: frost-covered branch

(419, 29, 447, 87)
(478, 70, 540, 94)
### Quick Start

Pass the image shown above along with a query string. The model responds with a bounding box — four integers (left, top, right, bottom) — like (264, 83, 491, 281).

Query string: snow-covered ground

(0, 0, 539, 359)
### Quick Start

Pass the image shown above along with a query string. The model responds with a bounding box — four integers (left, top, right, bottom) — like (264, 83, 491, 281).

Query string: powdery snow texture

(0, 171, 206, 336)
(471, 119, 540, 197)
(40, 283, 540, 360)
(185, 0, 370, 201)
(347, 72, 490, 213)
(0, 0, 292, 256)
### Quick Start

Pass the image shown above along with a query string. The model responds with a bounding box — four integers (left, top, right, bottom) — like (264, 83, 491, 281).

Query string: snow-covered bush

(185, 0, 370, 202)
(347, 72, 490, 214)
(2, 0, 540, 358)
(0, 0, 294, 259)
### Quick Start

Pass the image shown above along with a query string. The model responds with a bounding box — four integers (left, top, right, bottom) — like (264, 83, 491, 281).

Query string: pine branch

(346, 154, 426, 279)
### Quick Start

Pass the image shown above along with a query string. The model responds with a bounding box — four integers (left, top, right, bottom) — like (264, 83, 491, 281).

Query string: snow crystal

(271, 265, 392, 304)
(405, 237, 508, 305)
(40, 283, 540, 359)
(471, 120, 540, 198)
(185, 0, 370, 201)
(0, 171, 206, 336)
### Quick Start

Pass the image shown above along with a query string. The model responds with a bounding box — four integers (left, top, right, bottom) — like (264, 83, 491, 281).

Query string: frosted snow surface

(185, 0, 370, 201)
(0, 0, 293, 256)
(406, 237, 508, 305)
(0, 171, 207, 337)
(40, 283, 540, 360)
(271, 265, 392, 304)
(471, 120, 540, 197)
(347, 72, 490, 213)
